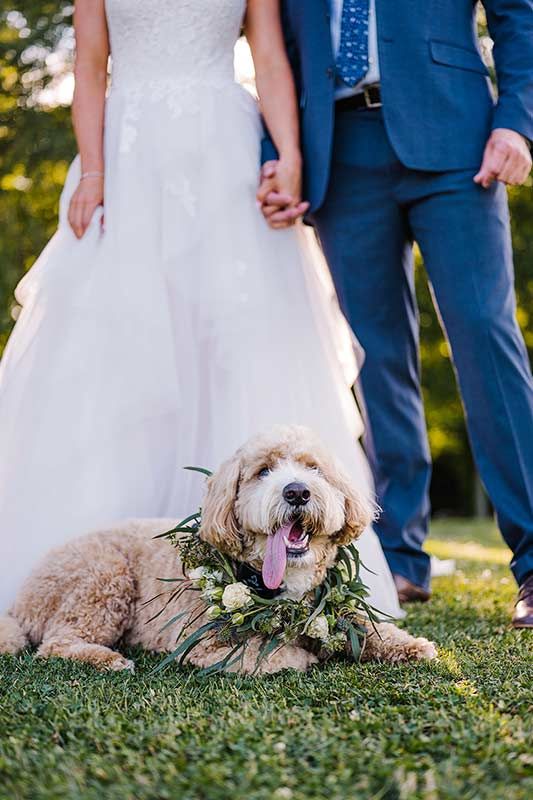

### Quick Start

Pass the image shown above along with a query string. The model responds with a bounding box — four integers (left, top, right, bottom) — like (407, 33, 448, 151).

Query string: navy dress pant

(313, 108, 533, 589)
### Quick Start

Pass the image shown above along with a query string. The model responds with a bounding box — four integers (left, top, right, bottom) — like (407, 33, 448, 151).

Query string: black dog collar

(235, 561, 283, 599)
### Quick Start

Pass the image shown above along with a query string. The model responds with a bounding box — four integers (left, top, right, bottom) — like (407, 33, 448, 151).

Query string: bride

(0, 0, 401, 618)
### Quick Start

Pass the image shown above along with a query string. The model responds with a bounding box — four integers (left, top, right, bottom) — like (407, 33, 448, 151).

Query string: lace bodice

(105, 0, 247, 89)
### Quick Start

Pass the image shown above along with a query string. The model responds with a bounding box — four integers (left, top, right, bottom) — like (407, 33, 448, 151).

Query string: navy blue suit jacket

(262, 0, 533, 212)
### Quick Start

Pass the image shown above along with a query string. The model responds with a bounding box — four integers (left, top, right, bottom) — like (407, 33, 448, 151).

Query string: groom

(258, 0, 533, 626)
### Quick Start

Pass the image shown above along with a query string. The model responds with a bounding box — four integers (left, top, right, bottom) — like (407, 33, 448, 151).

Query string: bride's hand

(275, 151, 303, 208)
(68, 176, 104, 239)
(257, 157, 310, 230)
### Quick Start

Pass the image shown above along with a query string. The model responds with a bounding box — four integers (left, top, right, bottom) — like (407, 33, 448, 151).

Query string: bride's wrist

(80, 157, 105, 175)
(278, 147, 302, 167)
(80, 170, 104, 181)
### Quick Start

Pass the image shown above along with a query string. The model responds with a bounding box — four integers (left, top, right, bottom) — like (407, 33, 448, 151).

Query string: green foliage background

(1, 3, 532, 516)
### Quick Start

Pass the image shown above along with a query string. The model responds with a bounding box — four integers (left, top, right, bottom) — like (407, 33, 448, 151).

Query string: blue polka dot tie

(336, 0, 370, 87)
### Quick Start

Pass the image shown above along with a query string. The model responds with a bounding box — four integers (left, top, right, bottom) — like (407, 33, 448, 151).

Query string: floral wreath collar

(150, 469, 388, 676)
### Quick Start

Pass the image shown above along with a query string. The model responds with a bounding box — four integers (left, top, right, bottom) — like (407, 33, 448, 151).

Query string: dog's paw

(108, 655, 135, 673)
(258, 644, 319, 674)
(409, 637, 437, 661)
(361, 623, 438, 664)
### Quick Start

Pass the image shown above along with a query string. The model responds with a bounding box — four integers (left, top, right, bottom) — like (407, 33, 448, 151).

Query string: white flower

(202, 586, 223, 601)
(188, 566, 208, 583)
(306, 614, 329, 641)
(222, 582, 252, 611)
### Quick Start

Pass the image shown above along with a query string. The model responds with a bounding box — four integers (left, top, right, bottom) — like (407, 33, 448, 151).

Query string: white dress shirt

(329, 0, 381, 99)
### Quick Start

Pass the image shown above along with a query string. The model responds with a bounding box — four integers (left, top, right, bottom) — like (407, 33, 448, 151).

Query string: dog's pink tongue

(262, 525, 290, 590)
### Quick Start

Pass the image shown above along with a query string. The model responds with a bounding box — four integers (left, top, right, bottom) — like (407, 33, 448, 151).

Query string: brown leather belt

(336, 85, 382, 112)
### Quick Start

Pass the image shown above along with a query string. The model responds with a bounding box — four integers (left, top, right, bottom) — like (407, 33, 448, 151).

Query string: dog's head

(199, 426, 376, 598)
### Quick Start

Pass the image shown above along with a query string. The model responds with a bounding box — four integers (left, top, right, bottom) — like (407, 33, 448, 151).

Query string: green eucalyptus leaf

(183, 466, 213, 477)
(347, 623, 362, 662)
(151, 621, 219, 674)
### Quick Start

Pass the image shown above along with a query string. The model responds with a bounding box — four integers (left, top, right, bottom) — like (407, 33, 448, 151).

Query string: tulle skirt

(0, 80, 402, 618)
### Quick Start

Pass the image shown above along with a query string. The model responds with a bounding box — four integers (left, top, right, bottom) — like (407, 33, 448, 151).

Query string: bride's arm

(245, 0, 308, 221)
(68, 0, 109, 239)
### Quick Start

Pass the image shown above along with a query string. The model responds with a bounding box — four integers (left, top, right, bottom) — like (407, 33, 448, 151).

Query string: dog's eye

(257, 466, 270, 479)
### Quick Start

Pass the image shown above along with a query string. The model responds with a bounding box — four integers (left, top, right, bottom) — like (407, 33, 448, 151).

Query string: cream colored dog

(0, 426, 436, 673)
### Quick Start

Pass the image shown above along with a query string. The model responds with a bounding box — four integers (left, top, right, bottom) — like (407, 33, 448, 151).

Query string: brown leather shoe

(393, 573, 431, 603)
(512, 574, 533, 629)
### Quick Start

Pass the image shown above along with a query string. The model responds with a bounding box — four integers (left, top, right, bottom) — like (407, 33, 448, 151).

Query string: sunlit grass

(1, 519, 531, 800)
(430, 518, 504, 547)
(428, 539, 511, 565)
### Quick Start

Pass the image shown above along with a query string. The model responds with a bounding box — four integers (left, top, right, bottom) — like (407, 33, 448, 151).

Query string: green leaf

(337, 547, 354, 582)
(151, 621, 219, 674)
(250, 610, 272, 631)
(302, 591, 329, 635)
(158, 610, 190, 634)
(218, 552, 237, 580)
(183, 466, 213, 477)
(250, 594, 282, 607)
(253, 636, 281, 674)
(347, 623, 362, 663)
(153, 512, 202, 539)
(197, 643, 246, 677)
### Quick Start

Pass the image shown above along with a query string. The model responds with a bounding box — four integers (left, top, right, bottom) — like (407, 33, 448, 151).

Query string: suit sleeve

(482, 0, 533, 142)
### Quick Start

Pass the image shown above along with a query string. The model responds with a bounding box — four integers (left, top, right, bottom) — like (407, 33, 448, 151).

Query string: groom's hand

(257, 160, 310, 229)
(474, 129, 532, 189)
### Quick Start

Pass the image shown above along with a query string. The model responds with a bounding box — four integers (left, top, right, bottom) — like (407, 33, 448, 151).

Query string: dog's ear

(331, 464, 377, 545)
(200, 451, 243, 558)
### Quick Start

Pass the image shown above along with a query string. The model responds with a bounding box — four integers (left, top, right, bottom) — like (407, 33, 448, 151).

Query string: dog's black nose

(283, 482, 311, 506)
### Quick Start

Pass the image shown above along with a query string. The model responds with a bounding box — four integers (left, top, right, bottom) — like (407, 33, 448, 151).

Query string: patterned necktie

(336, 1, 370, 87)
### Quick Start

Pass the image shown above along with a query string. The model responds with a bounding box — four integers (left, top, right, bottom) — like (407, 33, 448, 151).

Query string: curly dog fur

(0, 426, 436, 672)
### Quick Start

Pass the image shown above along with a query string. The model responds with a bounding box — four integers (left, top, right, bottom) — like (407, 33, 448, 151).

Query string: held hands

(474, 128, 532, 189)
(257, 156, 310, 229)
(66, 130, 530, 240)
(68, 175, 104, 239)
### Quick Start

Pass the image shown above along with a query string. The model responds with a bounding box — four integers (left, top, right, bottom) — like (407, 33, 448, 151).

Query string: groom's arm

(483, 0, 533, 141)
(475, 0, 533, 187)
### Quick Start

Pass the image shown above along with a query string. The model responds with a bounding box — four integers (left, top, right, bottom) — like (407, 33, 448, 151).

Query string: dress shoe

(393, 573, 431, 603)
(512, 574, 533, 628)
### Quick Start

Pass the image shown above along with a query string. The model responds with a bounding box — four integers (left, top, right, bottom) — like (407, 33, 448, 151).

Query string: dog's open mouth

(262, 519, 310, 590)
(284, 521, 309, 557)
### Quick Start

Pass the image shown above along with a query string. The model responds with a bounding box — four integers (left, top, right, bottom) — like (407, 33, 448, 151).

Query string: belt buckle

(363, 87, 381, 109)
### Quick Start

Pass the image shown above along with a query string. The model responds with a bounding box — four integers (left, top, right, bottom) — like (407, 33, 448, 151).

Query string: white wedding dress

(0, 0, 402, 618)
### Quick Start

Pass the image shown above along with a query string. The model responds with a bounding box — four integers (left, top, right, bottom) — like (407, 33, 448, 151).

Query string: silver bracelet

(80, 171, 104, 181)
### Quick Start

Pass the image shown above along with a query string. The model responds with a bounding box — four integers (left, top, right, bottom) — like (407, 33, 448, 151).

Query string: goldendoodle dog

(0, 426, 436, 672)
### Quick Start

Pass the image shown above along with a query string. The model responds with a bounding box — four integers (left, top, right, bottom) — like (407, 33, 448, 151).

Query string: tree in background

(1, 2, 531, 515)
(0, 2, 75, 351)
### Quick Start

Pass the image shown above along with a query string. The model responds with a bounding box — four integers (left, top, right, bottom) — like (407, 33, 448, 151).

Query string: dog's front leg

(188, 636, 318, 675)
(361, 622, 437, 663)
(37, 633, 135, 672)
(246, 639, 319, 675)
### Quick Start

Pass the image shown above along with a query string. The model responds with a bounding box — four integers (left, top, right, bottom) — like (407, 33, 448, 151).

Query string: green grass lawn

(1, 520, 531, 800)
